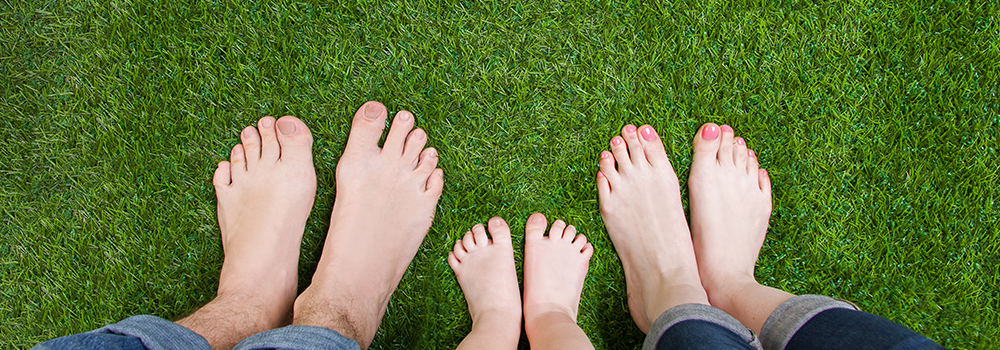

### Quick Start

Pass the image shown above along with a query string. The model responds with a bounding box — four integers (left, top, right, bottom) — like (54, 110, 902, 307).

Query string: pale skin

(448, 213, 594, 350)
(176, 101, 443, 350)
(597, 123, 794, 335)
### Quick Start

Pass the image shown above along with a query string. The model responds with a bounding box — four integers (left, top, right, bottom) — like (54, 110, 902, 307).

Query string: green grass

(2, 0, 998, 349)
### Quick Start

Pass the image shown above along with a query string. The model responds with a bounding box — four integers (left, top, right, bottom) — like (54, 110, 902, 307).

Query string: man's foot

(522, 213, 595, 350)
(177, 116, 316, 350)
(689, 124, 787, 331)
(292, 101, 444, 348)
(596, 125, 709, 333)
(448, 217, 522, 350)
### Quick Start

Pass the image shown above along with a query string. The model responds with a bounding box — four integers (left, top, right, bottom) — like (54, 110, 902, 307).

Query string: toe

(345, 101, 388, 154)
(525, 213, 547, 241)
(693, 123, 722, 164)
(638, 125, 670, 167)
(462, 231, 478, 253)
(487, 217, 513, 247)
(582, 243, 595, 259)
(747, 149, 760, 177)
(402, 128, 428, 166)
(596, 170, 611, 200)
(549, 220, 567, 239)
(213, 161, 232, 187)
(733, 137, 748, 169)
(719, 125, 735, 166)
(415, 147, 438, 176)
(759, 169, 772, 198)
(229, 144, 247, 179)
(609, 136, 631, 172)
(240, 126, 261, 168)
(452, 239, 468, 261)
(562, 224, 577, 241)
(257, 117, 280, 163)
(572, 234, 588, 251)
(383, 110, 415, 157)
(425, 168, 444, 196)
(448, 251, 460, 269)
(622, 124, 648, 166)
(472, 224, 490, 247)
(598, 151, 619, 181)
(275, 116, 314, 164)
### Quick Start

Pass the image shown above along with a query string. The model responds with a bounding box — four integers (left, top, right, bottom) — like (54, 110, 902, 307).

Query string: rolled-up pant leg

(644, 303, 761, 350)
(760, 295, 945, 350)
(32, 315, 361, 350)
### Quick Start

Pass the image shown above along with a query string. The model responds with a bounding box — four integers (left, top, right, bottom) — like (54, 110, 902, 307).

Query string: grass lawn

(2, 1, 998, 349)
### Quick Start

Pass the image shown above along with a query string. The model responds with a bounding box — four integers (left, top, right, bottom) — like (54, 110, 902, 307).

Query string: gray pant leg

(233, 325, 361, 350)
(759, 295, 859, 350)
(32, 315, 212, 350)
(644, 303, 762, 350)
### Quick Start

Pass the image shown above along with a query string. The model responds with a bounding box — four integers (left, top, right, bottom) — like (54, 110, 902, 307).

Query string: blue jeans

(35, 295, 941, 350)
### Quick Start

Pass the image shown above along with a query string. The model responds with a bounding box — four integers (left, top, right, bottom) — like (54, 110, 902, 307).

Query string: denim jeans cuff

(233, 325, 361, 350)
(760, 295, 859, 350)
(94, 315, 211, 350)
(643, 303, 761, 350)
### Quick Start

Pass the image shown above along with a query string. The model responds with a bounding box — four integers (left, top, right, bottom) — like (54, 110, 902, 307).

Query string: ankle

(703, 274, 758, 311)
(525, 308, 576, 336)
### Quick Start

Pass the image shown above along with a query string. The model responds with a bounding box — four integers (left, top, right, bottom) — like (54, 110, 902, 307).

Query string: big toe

(524, 213, 547, 241)
(693, 123, 722, 163)
(276, 116, 314, 164)
(345, 101, 388, 154)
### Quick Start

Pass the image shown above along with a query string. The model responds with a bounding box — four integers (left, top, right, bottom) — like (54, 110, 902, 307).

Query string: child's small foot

(448, 217, 522, 350)
(522, 213, 595, 349)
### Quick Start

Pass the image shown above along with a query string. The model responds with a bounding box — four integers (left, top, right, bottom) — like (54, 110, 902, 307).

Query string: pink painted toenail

(601, 152, 611, 158)
(612, 137, 623, 145)
(261, 118, 274, 127)
(597, 171, 605, 178)
(625, 125, 637, 133)
(721, 125, 733, 132)
(640, 126, 656, 140)
(749, 149, 755, 157)
(702, 126, 719, 140)
(736, 138, 745, 145)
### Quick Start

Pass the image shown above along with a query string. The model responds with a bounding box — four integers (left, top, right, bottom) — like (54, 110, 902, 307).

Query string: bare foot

(177, 116, 316, 350)
(689, 123, 792, 333)
(522, 213, 595, 350)
(292, 101, 444, 348)
(596, 124, 710, 333)
(448, 217, 522, 350)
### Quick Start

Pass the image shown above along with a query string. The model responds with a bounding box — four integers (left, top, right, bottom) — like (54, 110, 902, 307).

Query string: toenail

(736, 138, 745, 145)
(640, 126, 655, 140)
(597, 171, 605, 178)
(261, 118, 274, 127)
(242, 128, 253, 138)
(601, 151, 611, 158)
(625, 125, 637, 133)
(721, 125, 733, 132)
(277, 120, 296, 135)
(398, 111, 411, 121)
(489, 217, 501, 227)
(612, 137, 623, 145)
(749, 149, 756, 157)
(702, 126, 719, 140)
(364, 103, 382, 120)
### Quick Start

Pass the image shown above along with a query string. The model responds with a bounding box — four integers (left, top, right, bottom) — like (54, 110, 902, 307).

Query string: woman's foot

(178, 116, 316, 349)
(292, 101, 444, 348)
(522, 213, 595, 350)
(448, 217, 522, 350)
(596, 125, 710, 333)
(689, 123, 792, 333)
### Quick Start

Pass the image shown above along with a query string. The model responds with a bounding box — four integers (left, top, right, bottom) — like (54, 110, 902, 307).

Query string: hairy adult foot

(292, 101, 444, 348)
(177, 116, 316, 349)
(596, 125, 709, 333)
(689, 124, 777, 326)
(448, 217, 522, 350)
(522, 213, 594, 346)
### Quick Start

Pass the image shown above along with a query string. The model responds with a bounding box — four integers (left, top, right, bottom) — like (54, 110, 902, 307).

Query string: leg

(291, 101, 444, 348)
(596, 124, 710, 333)
(176, 116, 317, 350)
(447, 217, 521, 350)
(688, 123, 793, 334)
(522, 213, 595, 350)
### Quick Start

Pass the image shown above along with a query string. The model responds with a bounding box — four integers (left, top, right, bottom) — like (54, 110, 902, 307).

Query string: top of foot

(522, 213, 593, 325)
(596, 124, 709, 332)
(292, 101, 444, 348)
(688, 123, 773, 302)
(212, 115, 317, 329)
